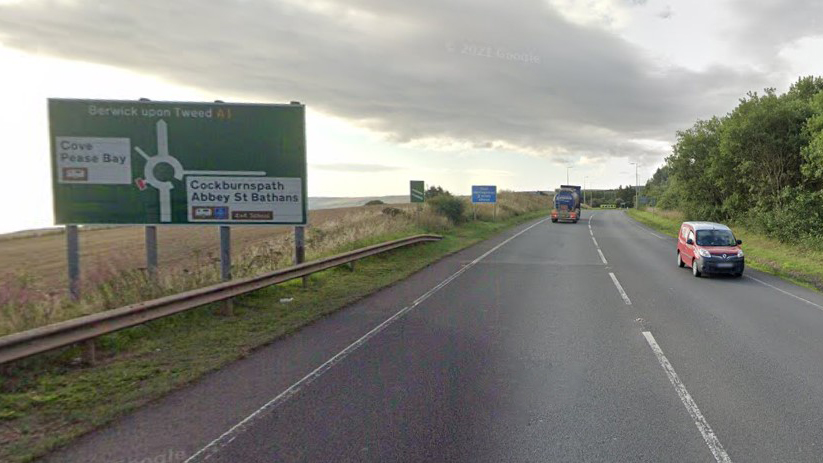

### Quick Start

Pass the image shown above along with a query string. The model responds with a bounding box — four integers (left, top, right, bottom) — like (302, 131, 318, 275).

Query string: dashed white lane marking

(745, 275, 823, 311)
(626, 217, 667, 239)
(589, 213, 608, 264)
(184, 218, 551, 462)
(608, 272, 632, 305)
(642, 332, 733, 463)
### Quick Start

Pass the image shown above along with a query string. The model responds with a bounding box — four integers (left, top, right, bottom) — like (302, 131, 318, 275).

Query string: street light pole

(566, 166, 570, 184)
(584, 176, 589, 206)
(630, 162, 639, 208)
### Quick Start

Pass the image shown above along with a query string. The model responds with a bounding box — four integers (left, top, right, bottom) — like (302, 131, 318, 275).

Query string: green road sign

(410, 180, 424, 203)
(49, 99, 307, 225)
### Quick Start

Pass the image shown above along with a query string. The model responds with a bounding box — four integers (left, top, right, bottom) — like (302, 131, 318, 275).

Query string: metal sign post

(145, 225, 158, 281)
(295, 226, 306, 287)
(220, 226, 231, 281)
(66, 225, 80, 300)
(471, 185, 497, 220)
(219, 226, 232, 315)
(66, 225, 95, 364)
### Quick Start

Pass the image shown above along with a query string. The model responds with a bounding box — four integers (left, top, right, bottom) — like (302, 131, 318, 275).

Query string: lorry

(551, 185, 582, 223)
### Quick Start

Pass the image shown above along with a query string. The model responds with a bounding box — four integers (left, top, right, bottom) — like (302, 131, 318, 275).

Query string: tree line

(644, 76, 823, 244)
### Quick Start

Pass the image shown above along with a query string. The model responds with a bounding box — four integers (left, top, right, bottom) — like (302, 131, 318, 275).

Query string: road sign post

(219, 226, 233, 315)
(294, 226, 306, 288)
(66, 224, 95, 363)
(471, 185, 497, 220)
(145, 225, 158, 281)
(50, 99, 307, 317)
(66, 225, 80, 301)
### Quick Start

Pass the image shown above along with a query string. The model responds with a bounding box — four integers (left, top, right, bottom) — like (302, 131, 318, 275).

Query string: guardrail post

(145, 225, 158, 281)
(295, 226, 306, 287)
(67, 225, 96, 364)
(219, 226, 233, 315)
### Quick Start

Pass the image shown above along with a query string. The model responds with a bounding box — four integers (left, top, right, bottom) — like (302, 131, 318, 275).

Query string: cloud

(311, 163, 402, 172)
(0, 0, 776, 167)
(729, 0, 823, 59)
(466, 168, 515, 177)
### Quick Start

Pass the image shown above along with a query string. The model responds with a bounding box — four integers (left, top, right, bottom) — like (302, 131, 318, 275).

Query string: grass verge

(0, 209, 547, 463)
(627, 209, 823, 291)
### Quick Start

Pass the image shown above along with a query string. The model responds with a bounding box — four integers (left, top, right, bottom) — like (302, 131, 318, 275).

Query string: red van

(676, 222, 744, 277)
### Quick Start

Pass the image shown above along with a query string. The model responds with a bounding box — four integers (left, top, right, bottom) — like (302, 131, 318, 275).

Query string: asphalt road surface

(44, 211, 823, 462)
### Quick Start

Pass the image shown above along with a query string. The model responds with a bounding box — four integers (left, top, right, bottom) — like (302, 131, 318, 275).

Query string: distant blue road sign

(472, 185, 497, 203)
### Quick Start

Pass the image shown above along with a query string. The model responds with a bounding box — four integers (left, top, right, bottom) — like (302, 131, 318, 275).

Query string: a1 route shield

(48, 99, 307, 225)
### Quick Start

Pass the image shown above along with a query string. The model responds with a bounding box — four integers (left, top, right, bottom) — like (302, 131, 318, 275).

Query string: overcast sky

(1, 0, 822, 233)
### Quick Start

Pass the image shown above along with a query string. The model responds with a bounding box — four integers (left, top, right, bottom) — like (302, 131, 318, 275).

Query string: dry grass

(0, 204, 411, 336)
(0, 195, 546, 336)
(645, 207, 685, 222)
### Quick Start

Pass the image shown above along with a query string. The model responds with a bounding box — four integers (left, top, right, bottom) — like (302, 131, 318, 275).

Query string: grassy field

(0, 204, 414, 293)
(0, 192, 548, 463)
(628, 208, 823, 291)
(0, 204, 426, 336)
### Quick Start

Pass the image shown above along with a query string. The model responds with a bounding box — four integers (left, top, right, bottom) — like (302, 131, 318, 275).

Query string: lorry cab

(676, 221, 744, 277)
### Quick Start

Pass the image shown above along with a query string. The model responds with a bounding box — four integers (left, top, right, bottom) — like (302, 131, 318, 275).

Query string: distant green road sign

(49, 99, 307, 225)
(410, 180, 425, 203)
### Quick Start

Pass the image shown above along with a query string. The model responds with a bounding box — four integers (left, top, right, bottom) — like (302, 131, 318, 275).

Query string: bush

(428, 195, 466, 223)
(425, 185, 449, 199)
(381, 207, 404, 217)
(364, 200, 384, 206)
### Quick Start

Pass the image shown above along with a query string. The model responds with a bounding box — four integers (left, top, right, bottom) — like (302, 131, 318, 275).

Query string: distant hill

(308, 195, 409, 210)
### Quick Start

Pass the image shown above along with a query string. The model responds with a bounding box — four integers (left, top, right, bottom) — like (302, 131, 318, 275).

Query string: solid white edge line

(184, 217, 551, 462)
(745, 275, 823, 310)
(597, 249, 608, 265)
(628, 219, 667, 240)
(642, 332, 732, 463)
(608, 272, 632, 305)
